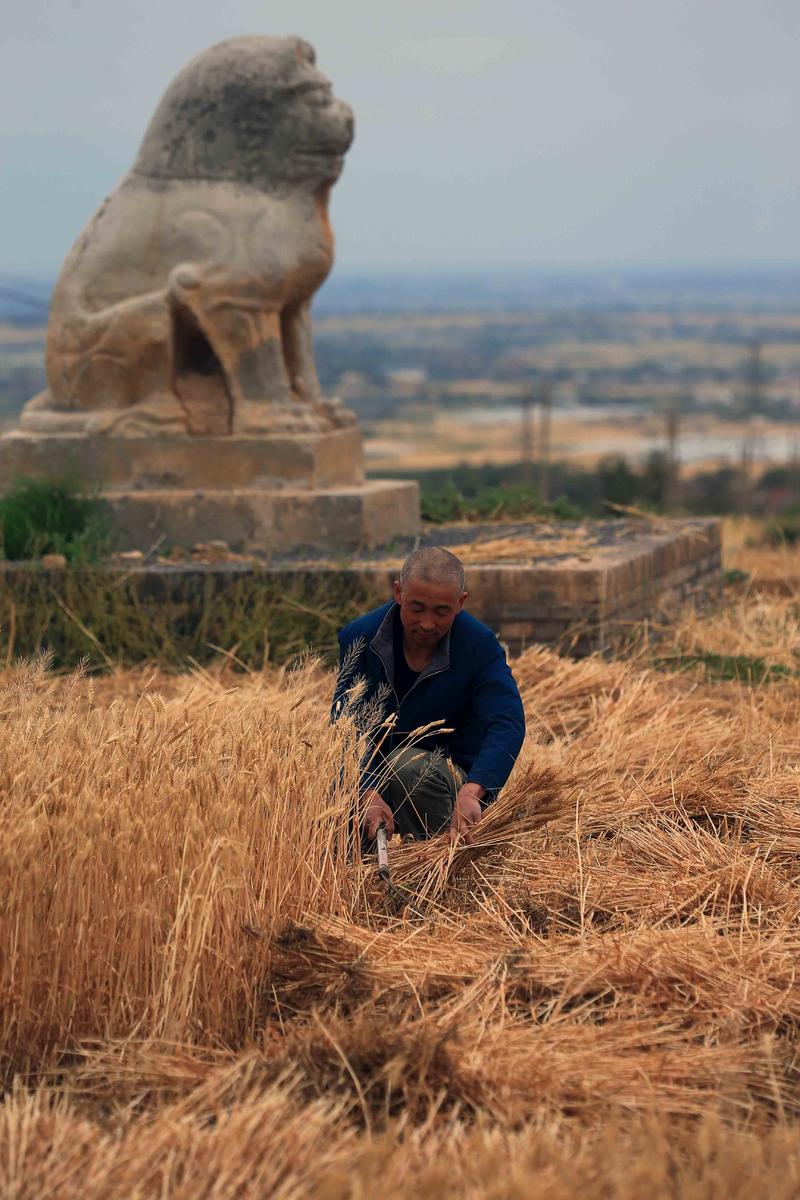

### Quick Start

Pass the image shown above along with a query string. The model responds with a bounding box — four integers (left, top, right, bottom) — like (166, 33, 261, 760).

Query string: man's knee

(385, 747, 457, 795)
(381, 749, 451, 838)
(387, 746, 432, 785)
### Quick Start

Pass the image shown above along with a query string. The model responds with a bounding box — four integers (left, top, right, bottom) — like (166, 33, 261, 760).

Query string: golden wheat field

(2, 522, 800, 1197)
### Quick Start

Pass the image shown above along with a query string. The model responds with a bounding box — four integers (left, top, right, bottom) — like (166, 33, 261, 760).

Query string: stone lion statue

(22, 36, 355, 437)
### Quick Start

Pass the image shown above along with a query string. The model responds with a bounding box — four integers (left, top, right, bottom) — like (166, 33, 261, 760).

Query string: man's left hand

(450, 782, 486, 844)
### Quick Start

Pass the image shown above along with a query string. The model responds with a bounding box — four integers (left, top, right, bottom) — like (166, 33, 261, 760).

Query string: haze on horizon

(1, 0, 798, 278)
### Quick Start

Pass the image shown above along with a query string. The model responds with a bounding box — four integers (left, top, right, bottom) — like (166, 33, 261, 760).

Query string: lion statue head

(133, 35, 355, 191)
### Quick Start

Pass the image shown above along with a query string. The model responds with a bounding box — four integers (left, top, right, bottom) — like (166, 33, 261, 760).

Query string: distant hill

(0, 274, 52, 326)
(314, 265, 800, 315)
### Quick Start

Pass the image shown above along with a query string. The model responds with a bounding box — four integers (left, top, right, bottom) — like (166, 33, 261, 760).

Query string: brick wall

(348, 518, 722, 656)
(0, 518, 723, 663)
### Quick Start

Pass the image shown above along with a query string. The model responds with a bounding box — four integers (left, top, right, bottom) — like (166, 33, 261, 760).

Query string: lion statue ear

(294, 36, 316, 65)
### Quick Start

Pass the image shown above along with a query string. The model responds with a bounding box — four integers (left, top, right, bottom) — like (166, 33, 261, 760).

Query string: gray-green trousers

(381, 746, 464, 840)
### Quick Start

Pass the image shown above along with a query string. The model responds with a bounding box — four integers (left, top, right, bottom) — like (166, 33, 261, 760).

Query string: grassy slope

(1, 521, 800, 1196)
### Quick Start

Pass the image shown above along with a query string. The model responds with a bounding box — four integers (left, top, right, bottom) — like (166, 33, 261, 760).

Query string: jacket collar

(370, 602, 452, 688)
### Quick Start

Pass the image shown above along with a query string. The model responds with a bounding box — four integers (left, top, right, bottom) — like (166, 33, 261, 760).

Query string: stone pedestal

(101, 480, 419, 555)
(0, 428, 420, 555)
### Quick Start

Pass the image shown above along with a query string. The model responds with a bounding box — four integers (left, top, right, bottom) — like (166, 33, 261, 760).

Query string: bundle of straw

(383, 763, 611, 907)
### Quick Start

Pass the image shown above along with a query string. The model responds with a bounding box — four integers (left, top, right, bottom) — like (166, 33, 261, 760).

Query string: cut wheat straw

(3, 525, 800, 1195)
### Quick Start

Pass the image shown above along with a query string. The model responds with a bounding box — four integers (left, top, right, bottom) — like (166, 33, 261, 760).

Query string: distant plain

(2, 268, 800, 478)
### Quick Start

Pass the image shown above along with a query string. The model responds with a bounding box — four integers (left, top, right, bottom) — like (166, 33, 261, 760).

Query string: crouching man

(332, 546, 525, 845)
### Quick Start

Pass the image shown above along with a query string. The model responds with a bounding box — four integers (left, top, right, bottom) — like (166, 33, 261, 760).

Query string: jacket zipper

(401, 662, 448, 703)
(369, 643, 399, 708)
(367, 646, 451, 772)
(369, 644, 449, 708)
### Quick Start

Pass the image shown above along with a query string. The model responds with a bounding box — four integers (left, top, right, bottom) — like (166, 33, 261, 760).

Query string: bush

(0, 473, 110, 562)
(765, 505, 800, 545)
(421, 479, 583, 524)
(420, 479, 467, 523)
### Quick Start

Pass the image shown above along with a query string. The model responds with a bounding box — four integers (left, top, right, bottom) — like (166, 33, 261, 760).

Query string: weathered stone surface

(40, 554, 67, 570)
(99, 480, 420, 555)
(20, 36, 355, 438)
(0, 427, 365, 491)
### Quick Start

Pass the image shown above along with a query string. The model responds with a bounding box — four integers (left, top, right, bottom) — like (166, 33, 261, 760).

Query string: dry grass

(3, 540, 800, 1195)
(659, 517, 800, 672)
(445, 529, 596, 563)
(666, 589, 800, 669)
(724, 515, 800, 597)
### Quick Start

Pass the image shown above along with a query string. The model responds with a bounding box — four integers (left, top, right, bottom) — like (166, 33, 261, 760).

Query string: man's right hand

(362, 790, 395, 839)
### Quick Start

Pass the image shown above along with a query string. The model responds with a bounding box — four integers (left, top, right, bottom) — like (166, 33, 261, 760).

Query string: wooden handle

(376, 824, 390, 880)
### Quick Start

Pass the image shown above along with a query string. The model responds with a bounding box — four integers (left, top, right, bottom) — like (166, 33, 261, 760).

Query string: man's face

(393, 576, 467, 651)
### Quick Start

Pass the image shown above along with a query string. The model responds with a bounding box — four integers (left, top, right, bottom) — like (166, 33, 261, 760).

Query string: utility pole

(537, 380, 552, 502)
(663, 395, 681, 513)
(744, 339, 763, 418)
(740, 339, 764, 514)
(739, 436, 753, 514)
(520, 382, 536, 483)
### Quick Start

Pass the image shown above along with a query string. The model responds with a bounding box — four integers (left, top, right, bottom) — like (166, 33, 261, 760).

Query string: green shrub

(0, 474, 110, 563)
(548, 494, 583, 519)
(420, 480, 467, 523)
(421, 478, 583, 524)
(765, 507, 800, 545)
(652, 651, 793, 684)
(470, 482, 542, 519)
(724, 568, 750, 586)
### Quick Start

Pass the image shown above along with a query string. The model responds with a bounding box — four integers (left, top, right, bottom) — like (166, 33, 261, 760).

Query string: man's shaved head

(399, 546, 466, 593)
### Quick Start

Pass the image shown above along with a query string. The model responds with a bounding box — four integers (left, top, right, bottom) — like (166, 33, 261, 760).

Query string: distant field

(364, 405, 800, 473)
(3, 305, 800, 476)
(2, 520, 800, 1195)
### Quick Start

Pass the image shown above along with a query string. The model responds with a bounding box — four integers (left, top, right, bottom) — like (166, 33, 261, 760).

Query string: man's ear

(393, 579, 402, 604)
(457, 590, 468, 612)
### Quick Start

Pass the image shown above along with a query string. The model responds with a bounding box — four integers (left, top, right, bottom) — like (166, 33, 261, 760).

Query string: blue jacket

(332, 602, 525, 796)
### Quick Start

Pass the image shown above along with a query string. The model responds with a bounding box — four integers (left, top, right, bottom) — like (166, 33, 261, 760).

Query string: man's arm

(463, 643, 526, 791)
(362, 789, 395, 838)
(450, 780, 486, 843)
(449, 643, 525, 841)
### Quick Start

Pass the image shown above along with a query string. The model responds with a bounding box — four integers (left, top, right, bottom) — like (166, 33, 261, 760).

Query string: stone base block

(101, 480, 420, 555)
(0, 426, 364, 491)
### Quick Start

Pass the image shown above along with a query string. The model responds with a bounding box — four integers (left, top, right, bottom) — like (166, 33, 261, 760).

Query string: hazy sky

(2, 0, 799, 275)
